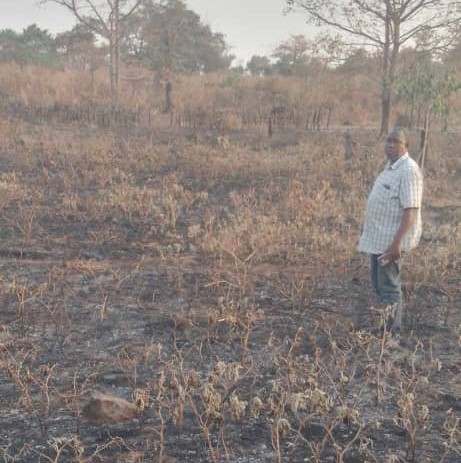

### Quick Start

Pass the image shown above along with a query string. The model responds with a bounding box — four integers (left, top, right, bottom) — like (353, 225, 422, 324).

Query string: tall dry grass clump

(0, 63, 110, 105)
(0, 63, 383, 126)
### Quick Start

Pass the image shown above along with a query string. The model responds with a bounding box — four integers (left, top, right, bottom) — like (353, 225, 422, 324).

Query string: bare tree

(42, 0, 141, 103)
(287, 0, 461, 135)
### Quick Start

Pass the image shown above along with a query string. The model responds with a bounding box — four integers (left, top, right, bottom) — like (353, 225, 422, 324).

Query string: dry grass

(0, 63, 382, 127)
(0, 86, 459, 463)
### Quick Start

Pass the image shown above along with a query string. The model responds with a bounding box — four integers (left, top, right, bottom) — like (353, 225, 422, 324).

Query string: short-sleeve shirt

(358, 154, 423, 254)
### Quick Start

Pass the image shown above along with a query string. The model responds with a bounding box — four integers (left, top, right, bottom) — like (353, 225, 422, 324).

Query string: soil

(0, 121, 459, 463)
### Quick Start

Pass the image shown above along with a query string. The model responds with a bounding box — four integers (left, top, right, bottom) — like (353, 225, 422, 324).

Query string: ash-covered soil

(0, 124, 459, 463)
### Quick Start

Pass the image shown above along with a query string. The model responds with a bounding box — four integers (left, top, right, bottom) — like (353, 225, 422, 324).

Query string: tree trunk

(108, 1, 120, 105)
(380, 1, 391, 136)
(109, 28, 116, 103)
(442, 106, 449, 132)
(113, 0, 120, 105)
(409, 99, 414, 129)
(165, 80, 172, 113)
(418, 107, 431, 171)
(381, 84, 391, 136)
(380, 8, 400, 136)
(44, 0, 142, 107)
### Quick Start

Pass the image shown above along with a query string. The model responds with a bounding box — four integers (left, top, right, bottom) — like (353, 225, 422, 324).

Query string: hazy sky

(1, 0, 312, 63)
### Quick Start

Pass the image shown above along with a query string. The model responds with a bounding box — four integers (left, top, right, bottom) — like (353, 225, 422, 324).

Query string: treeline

(1, 0, 461, 131)
(0, 1, 231, 73)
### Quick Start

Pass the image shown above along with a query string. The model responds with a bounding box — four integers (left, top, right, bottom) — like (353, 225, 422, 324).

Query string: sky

(1, 0, 313, 63)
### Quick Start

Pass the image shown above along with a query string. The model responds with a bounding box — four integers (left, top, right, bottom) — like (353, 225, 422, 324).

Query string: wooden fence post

(418, 107, 432, 171)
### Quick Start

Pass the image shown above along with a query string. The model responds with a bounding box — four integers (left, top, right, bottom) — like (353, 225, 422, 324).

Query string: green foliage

(123, 0, 233, 73)
(0, 25, 60, 66)
(397, 51, 461, 121)
(22, 24, 55, 54)
(246, 55, 272, 76)
(272, 35, 312, 76)
(337, 48, 374, 76)
(220, 69, 244, 89)
(55, 25, 103, 70)
(0, 29, 24, 63)
(397, 58, 433, 107)
(286, 0, 461, 134)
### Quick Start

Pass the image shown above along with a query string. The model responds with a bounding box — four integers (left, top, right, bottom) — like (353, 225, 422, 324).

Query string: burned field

(0, 119, 459, 462)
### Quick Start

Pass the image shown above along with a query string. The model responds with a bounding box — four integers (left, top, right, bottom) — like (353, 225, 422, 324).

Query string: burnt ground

(0, 121, 459, 463)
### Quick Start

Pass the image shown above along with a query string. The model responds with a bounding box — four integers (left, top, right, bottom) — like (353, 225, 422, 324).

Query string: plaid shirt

(358, 153, 423, 254)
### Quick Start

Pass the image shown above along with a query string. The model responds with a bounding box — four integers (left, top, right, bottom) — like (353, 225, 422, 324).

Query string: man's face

(385, 135, 407, 162)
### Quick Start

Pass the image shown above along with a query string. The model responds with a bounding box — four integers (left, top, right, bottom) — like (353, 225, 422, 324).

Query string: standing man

(358, 128, 423, 334)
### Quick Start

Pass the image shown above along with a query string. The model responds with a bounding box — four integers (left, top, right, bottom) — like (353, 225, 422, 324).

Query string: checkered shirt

(358, 153, 423, 255)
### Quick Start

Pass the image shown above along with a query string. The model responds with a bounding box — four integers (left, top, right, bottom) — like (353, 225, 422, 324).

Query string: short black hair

(388, 128, 409, 148)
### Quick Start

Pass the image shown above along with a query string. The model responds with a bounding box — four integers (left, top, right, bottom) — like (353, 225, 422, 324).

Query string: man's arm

(385, 208, 418, 261)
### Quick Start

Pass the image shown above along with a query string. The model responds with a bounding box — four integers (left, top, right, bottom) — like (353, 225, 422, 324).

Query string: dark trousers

(370, 254, 403, 329)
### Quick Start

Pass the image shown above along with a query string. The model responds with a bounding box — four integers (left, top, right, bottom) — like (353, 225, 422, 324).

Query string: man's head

(385, 128, 408, 162)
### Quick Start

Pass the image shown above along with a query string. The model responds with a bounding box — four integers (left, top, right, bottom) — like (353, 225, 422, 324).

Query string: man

(358, 128, 423, 334)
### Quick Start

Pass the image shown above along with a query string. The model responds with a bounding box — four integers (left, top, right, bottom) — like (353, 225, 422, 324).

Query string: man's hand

(381, 208, 417, 265)
(378, 241, 402, 266)
(385, 241, 402, 262)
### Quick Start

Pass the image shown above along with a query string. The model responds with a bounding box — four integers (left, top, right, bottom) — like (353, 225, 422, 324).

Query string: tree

(123, 0, 233, 73)
(246, 55, 272, 76)
(55, 24, 101, 70)
(397, 53, 460, 131)
(0, 29, 24, 63)
(272, 35, 312, 76)
(396, 50, 434, 128)
(337, 48, 375, 76)
(43, 0, 142, 103)
(22, 24, 56, 55)
(0, 25, 58, 66)
(287, 0, 461, 135)
(443, 35, 461, 71)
